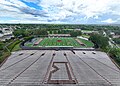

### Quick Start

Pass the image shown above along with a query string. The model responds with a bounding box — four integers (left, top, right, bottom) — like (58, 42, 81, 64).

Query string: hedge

(24, 36, 34, 41)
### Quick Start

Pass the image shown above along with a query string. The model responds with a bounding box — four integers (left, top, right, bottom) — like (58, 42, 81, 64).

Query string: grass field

(12, 42, 22, 52)
(25, 37, 94, 48)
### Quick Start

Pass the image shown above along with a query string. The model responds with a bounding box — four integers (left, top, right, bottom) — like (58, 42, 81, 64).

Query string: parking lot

(0, 50, 120, 86)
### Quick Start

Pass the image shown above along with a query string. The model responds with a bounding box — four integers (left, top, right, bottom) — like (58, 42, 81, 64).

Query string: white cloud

(39, 0, 120, 21)
(0, 19, 67, 24)
(23, 0, 39, 3)
(94, 16, 99, 19)
(0, 0, 27, 7)
(101, 18, 117, 23)
(0, 0, 120, 23)
(0, 0, 28, 15)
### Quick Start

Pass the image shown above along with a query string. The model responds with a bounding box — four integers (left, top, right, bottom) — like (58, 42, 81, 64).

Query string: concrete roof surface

(0, 50, 120, 86)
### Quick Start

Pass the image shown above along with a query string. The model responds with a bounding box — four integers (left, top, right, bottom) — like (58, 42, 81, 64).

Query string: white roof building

(48, 34, 71, 37)
(0, 28, 14, 41)
(81, 30, 99, 34)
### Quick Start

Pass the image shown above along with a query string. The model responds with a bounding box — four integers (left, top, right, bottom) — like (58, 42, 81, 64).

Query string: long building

(0, 28, 14, 41)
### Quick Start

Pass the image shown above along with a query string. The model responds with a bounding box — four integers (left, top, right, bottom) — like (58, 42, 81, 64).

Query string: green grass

(0, 52, 11, 64)
(82, 34, 90, 38)
(25, 43, 33, 47)
(38, 37, 80, 47)
(7, 39, 21, 52)
(25, 37, 94, 48)
(12, 42, 22, 52)
(78, 38, 94, 47)
(0, 39, 22, 64)
(81, 30, 93, 32)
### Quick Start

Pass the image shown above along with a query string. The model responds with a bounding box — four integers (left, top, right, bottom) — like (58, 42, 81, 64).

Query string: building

(113, 35, 120, 38)
(74, 28, 81, 31)
(81, 30, 99, 35)
(110, 32, 115, 36)
(0, 28, 14, 41)
(48, 34, 71, 37)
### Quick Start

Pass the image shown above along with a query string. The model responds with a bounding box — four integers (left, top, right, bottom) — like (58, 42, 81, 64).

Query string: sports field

(25, 37, 94, 48)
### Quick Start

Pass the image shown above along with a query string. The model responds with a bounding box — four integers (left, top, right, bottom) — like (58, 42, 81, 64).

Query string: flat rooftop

(0, 50, 120, 86)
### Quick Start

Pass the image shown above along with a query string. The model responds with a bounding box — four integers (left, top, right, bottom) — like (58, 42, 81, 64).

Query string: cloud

(19, 7, 48, 17)
(23, 0, 40, 4)
(101, 18, 117, 23)
(0, 0, 48, 21)
(39, 0, 120, 22)
(0, 0, 120, 23)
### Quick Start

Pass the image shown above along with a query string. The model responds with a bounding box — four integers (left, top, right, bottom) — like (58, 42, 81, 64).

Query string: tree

(54, 30, 58, 34)
(89, 33, 109, 49)
(13, 29, 27, 37)
(49, 30, 52, 34)
(0, 42, 4, 50)
(109, 48, 120, 64)
(33, 29, 48, 36)
(58, 30, 61, 34)
(70, 31, 82, 37)
(113, 38, 120, 44)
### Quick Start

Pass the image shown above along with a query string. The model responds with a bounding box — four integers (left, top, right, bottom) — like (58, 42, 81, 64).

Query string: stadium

(23, 34, 94, 50)
(0, 34, 120, 86)
(0, 0, 120, 85)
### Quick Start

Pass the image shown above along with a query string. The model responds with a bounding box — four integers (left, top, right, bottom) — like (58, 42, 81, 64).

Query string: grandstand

(0, 50, 120, 85)
(48, 34, 71, 37)
(34, 38, 43, 46)
(75, 39, 86, 46)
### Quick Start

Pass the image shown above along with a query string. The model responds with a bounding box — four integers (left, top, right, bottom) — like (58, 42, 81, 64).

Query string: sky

(0, 0, 120, 24)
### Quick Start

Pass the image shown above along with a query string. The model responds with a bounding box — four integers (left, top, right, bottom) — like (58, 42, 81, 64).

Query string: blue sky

(0, 0, 120, 24)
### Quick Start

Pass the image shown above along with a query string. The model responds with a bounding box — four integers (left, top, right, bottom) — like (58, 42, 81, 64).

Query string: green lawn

(39, 37, 80, 47)
(0, 52, 11, 64)
(0, 39, 21, 64)
(82, 34, 90, 38)
(25, 37, 94, 48)
(78, 38, 94, 47)
(12, 42, 22, 52)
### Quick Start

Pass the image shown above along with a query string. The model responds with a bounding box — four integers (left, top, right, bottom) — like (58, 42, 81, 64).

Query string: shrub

(24, 36, 34, 41)
(0, 42, 4, 50)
